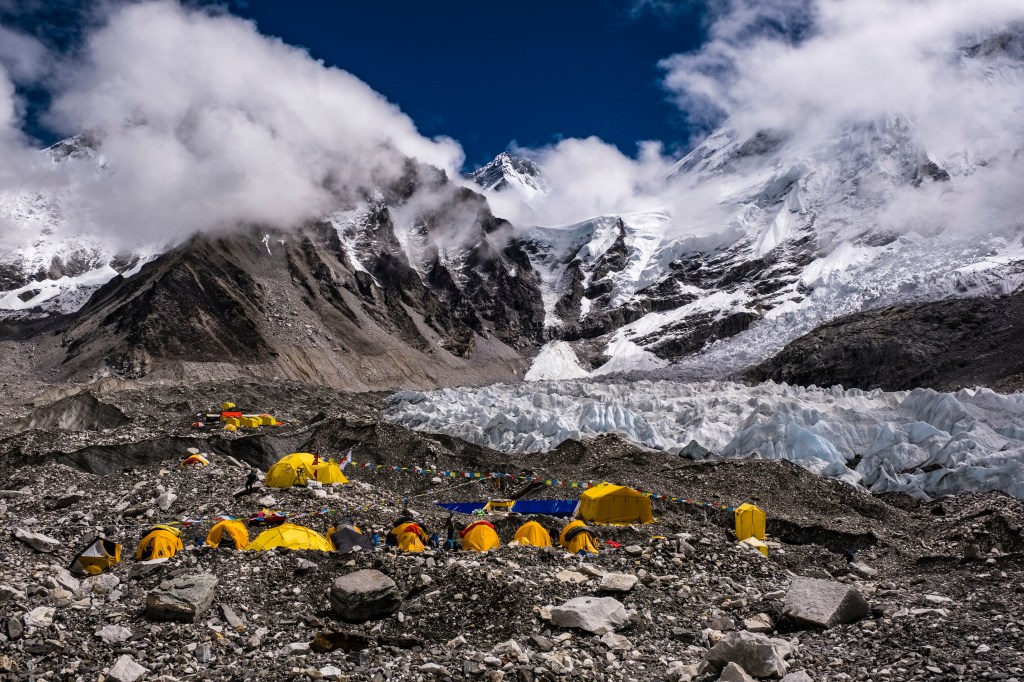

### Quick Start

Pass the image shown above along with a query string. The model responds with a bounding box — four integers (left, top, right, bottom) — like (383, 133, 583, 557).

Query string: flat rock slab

(329, 569, 401, 623)
(550, 596, 629, 635)
(107, 654, 147, 682)
(704, 630, 788, 678)
(783, 577, 869, 628)
(599, 572, 638, 593)
(13, 528, 61, 553)
(145, 573, 218, 622)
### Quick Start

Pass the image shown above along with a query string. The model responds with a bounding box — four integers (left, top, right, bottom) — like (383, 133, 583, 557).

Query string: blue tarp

(436, 500, 577, 517)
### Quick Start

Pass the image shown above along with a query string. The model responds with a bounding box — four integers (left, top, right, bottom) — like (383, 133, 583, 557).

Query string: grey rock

(295, 558, 318, 575)
(155, 491, 177, 510)
(128, 558, 168, 580)
(719, 662, 756, 682)
(195, 641, 213, 663)
(0, 490, 29, 499)
(598, 572, 638, 593)
(107, 654, 148, 682)
(221, 603, 245, 629)
(0, 583, 26, 601)
(781, 672, 814, 682)
(12, 527, 61, 553)
(97, 624, 132, 644)
(703, 631, 788, 678)
(145, 573, 218, 623)
(7, 616, 23, 639)
(85, 573, 120, 596)
(23, 606, 55, 629)
(51, 493, 84, 510)
(421, 663, 452, 677)
(550, 596, 629, 635)
(530, 634, 554, 652)
(50, 567, 80, 593)
(708, 614, 736, 631)
(744, 613, 774, 634)
(329, 569, 401, 623)
(783, 577, 869, 628)
(600, 632, 632, 651)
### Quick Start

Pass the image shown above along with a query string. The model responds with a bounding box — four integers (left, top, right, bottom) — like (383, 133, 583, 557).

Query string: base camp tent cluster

(265, 452, 349, 487)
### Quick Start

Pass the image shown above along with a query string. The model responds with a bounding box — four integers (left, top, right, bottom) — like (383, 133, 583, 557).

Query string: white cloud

(6, 0, 463, 248)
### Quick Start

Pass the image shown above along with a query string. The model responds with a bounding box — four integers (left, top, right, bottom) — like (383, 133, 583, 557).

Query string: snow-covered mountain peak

(468, 152, 548, 199)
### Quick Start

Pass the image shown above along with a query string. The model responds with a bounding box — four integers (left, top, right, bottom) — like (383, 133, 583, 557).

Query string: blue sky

(229, 1, 708, 170)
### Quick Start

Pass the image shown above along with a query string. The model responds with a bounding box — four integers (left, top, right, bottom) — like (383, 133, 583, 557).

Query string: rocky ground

(1, 379, 1024, 681)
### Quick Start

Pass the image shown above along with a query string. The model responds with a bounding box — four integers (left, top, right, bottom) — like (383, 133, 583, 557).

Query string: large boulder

(703, 631, 788, 678)
(550, 596, 629, 635)
(12, 528, 61, 553)
(145, 573, 218, 622)
(782, 577, 869, 628)
(329, 569, 401, 622)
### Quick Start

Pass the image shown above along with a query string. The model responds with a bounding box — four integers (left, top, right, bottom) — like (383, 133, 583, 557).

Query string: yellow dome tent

(577, 482, 653, 525)
(246, 523, 333, 552)
(560, 520, 599, 555)
(461, 520, 501, 552)
(136, 525, 184, 561)
(513, 520, 552, 548)
(390, 522, 429, 553)
(69, 537, 121, 575)
(179, 453, 210, 469)
(265, 453, 348, 488)
(734, 503, 766, 541)
(205, 519, 250, 549)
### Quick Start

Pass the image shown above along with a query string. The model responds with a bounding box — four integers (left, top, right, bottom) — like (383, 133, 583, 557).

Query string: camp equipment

(390, 522, 429, 553)
(734, 503, 766, 541)
(577, 482, 653, 525)
(206, 519, 249, 549)
(513, 520, 552, 548)
(329, 525, 374, 553)
(246, 523, 333, 552)
(265, 453, 348, 487)
(179, 453, 210, 469)
(136, 525, 184, 561)
(69, 537, 121, 575)
(246, 509, 287, 525)
(741, 536, 769, 557)
(460, 520, 500, 552)
(437, 500, 577, 516)
(560, 520, 599, 555)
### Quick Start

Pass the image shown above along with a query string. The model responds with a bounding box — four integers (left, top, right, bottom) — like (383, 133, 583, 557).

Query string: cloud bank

(0, 0, 462, 248)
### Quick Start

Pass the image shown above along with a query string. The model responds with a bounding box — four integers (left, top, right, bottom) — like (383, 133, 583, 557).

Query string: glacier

(386, 379, 1024, 500)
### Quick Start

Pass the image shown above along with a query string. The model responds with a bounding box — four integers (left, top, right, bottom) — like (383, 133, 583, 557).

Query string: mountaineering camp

(66, 430, 771, 579)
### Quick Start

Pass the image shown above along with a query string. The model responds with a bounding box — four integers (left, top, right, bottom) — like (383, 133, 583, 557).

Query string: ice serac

(386, 379, 1024, 500)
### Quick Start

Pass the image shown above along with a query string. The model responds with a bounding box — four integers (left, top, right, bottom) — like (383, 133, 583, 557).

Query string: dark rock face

(14, 392, 130, 432)
(748, 291, 1024, 392)
(46, 165, 545, 388)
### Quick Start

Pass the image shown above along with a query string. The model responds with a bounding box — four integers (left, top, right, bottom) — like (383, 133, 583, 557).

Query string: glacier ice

(386, 380, 1024, 500)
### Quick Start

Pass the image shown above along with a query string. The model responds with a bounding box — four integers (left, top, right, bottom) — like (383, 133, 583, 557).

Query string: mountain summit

(467, 152, 548, 198)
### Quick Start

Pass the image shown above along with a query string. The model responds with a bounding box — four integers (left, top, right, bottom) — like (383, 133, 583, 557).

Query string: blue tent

(437, 500, 577, 517)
